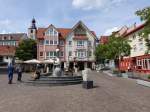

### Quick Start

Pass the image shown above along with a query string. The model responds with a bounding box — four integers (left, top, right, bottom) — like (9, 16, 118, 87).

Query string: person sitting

(32, 64, 41, 80)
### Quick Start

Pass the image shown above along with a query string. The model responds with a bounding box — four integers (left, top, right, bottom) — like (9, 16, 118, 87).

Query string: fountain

(52, 48, 63, 77)
(26, 48, 83, 86)
(52, 58, 62, 77)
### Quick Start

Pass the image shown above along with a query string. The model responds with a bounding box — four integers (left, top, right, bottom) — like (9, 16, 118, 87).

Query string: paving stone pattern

(0, 71, 150, 112)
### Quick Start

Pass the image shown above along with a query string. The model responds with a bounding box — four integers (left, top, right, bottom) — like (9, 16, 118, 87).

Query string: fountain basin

(25, 75, 83, 86)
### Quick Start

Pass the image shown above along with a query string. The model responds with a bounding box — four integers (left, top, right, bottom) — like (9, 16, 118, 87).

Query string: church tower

(28, 18, 37, 39)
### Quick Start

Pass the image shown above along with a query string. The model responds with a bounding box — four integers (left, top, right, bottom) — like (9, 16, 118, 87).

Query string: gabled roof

(124, 23, 145, 37)
(57, 28, 71, 39)
(65, 21, 97, 40)
(36, 21, 97, 40)
(0, 46, 16, 56)
(0, 33, 27, 40)
(37, 28, 46, 39)
(99, 36, 109, 44)
(37, 27, 71, 40)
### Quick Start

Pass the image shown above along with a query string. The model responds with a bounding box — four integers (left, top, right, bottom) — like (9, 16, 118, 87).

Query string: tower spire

(28, 18, 37, 39)
(30, 18, 37, 29)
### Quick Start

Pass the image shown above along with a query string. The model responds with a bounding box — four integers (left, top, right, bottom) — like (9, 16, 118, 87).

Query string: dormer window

(3, 36, 6, 40)
(9, 36, 13, 40)
(45, 28, 58, 36)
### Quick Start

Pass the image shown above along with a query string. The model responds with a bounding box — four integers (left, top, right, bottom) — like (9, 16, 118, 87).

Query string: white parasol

(24, 59, 41, 64)
(42, 59, 54, 64)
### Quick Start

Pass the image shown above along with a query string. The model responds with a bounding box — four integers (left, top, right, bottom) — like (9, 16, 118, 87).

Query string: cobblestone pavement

(0, 71, 150, 112)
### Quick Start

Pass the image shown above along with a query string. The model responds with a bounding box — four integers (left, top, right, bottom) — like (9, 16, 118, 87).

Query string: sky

(0, 0, 149, 37)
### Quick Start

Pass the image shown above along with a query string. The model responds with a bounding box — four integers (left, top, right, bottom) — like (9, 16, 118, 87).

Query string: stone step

(24, 75, 83, 86)
(24, 80, 82, 86)
(40, 75, 82, 79)
(29, 78, 82, 81)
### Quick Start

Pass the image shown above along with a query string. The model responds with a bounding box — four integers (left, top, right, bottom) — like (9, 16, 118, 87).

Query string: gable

(66, 21, 97, 40)
(45, 25, 58, 37)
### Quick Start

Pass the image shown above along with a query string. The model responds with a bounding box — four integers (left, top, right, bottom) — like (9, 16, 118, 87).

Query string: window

(137, 60, 142, 66)
(54, 41, 57, 45)
(77, 51, 85, 58)
(0, 41, 2, 45)
(0, 56, 3, 62)
(3, 37, 6, 40)
(69, 51, 72, 56)
(54, 52, 57, 57)
(14, 41, 16, 46)
(133, 45, 137, 51)
(77, 40, 84, 46)
(45, 40, 49, 45)
(60, 51, 64, 57)
(39, 40, 44, 45)
(50, 40, 53, 45)
(88, 41, 92, 46)
(59, 40, 64, 45)
(46, 52, 49, 57)
(40, 52, 43, 56)
(69, 41, 72, 46)
(30, 30, 33, 33)
(50, 29, 53, 35)
(50, 52, 53, 57)
(54, 31, 57, 36)
(9, 36, 13, 40)
(46, 51, 57, 58)
(89, 51, 92, 57)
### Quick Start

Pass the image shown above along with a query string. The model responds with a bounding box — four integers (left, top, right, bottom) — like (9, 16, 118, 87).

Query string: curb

(103, 71, 114, 77)
(136, 79, 150, 88)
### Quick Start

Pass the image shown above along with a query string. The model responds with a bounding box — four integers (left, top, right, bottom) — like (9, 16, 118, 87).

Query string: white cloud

(0, 19, 11, 26)
(104, 27, 119, 35)
(72, 0, 105, 10)
(72, 0, 125, 10)
(0, 19, 18, 33)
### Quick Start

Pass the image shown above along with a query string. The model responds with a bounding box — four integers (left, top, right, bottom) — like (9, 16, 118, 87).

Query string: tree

(95, 36, 131, 67)
(136, 6, 150, 53)
(15, 39, 37, 61)
(95, 44, 109, 64)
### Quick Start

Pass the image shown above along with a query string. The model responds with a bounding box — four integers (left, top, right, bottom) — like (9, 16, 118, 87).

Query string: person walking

(16, 64, 22, 82)
(8, 63, 14, 84)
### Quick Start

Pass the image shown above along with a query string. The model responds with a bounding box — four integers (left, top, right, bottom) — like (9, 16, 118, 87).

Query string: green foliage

(95, 44, 109, 63)
(95, 36, 131, 64)
(148, 75, 150, 79)
(136, 6, 150, 21)
(15, 39, 37, 61)
(107, 36, 131, 59)
(136, 6, 150, 53)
